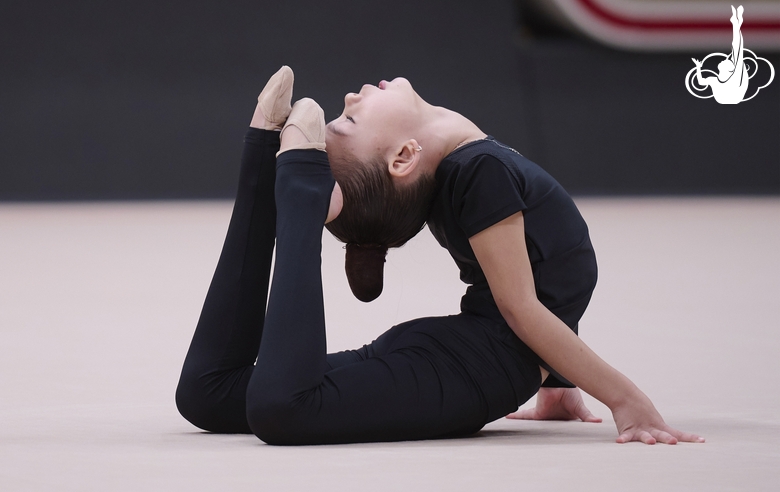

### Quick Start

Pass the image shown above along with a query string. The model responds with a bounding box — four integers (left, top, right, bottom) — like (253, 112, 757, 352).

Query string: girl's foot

(250, 66, 294, 130)
(277, 98, 326, 154)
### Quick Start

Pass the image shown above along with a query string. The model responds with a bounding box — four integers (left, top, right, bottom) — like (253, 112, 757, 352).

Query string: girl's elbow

(499, 298, 542, 336)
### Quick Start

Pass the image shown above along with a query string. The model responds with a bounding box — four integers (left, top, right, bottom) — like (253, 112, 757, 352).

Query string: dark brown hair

(325, 154, 439, 302)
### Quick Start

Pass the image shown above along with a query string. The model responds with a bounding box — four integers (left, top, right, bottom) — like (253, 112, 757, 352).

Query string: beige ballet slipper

(256, 65, 294, 130)
(276, 98, 327, 156)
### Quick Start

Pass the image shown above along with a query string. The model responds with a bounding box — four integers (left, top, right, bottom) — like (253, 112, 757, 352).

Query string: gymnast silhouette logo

(685, 5, 774, 104)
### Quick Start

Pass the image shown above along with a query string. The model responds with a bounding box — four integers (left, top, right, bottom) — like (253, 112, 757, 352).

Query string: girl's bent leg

(175, 128, 278, 433)
(246, 149, 333, 440)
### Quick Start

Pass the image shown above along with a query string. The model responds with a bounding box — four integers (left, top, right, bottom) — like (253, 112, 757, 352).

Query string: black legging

(175, 128, 542, 445)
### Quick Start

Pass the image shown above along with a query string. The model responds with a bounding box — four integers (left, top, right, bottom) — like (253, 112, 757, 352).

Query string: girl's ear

(387, 139, 421, 178)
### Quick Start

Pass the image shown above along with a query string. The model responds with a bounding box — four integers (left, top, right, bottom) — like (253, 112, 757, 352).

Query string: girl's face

(326, 77, 424, 169)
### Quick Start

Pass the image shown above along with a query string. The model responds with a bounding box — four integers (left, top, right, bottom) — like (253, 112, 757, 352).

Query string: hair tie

(352, 243, 386, 250)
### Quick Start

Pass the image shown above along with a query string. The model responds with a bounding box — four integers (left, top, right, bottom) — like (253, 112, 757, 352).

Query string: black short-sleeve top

(427, 136, 598, 333)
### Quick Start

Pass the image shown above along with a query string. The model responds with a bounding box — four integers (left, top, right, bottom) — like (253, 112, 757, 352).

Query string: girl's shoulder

(444, 136, 522, 163)
(440, 136, 555, 192)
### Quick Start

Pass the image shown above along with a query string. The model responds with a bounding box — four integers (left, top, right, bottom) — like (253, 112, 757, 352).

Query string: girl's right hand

(507, 387, 602, 423)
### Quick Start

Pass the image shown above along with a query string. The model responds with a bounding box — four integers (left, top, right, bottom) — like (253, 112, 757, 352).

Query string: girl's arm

(469, 211, 704, 444)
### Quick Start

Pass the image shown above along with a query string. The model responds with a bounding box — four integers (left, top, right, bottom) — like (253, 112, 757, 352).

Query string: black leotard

(427, 137, 598, 387)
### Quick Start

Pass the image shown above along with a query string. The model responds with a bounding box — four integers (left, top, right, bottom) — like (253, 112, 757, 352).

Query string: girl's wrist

(604, 378, 644, 411)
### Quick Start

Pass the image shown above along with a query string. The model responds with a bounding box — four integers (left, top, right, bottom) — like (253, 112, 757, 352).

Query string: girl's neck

(420, 105, 487, 168)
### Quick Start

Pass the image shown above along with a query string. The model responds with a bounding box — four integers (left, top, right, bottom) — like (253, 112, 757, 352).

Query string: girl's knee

(175, 367, 221, 431)
(245, 391, 314, 445)
(175, 366, 252, 434)
(175, 369, 211, 430)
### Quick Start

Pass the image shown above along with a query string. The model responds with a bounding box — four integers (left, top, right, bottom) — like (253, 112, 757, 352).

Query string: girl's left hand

(611, 390, 705, 445)
(506, 387, 602, 423)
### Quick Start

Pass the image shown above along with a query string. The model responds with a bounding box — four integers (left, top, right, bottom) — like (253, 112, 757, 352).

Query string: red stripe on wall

(577, 0, 780, 31)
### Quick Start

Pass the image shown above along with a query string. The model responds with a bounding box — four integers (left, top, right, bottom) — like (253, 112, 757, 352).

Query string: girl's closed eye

(346, 116, 355, 123)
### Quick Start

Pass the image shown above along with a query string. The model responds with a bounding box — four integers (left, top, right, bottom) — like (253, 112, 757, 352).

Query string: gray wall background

(1, 0, 778, 200)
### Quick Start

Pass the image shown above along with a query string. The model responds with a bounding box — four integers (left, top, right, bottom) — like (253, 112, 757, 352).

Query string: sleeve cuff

(539, 362, 576, 389)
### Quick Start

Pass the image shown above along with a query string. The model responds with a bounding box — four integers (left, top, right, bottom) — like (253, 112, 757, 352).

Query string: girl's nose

(344, 93, 361, 106)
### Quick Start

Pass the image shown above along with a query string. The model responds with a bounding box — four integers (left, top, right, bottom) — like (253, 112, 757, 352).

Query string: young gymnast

(175, 66, 705, 446)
